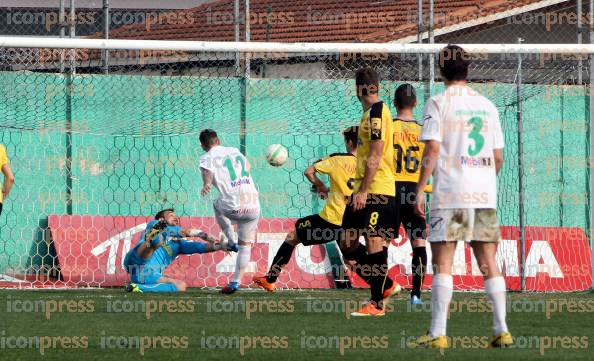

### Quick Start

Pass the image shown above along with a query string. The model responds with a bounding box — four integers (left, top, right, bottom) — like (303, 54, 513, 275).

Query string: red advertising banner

(47, 215, 592, 291)
(48, 215, 335, 288)
(351, 225, 592, 292)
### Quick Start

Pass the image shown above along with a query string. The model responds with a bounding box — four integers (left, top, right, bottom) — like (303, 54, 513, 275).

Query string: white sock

(485, 276, 509, 335)
(232, 245, 251, 284)
(429, 273, 453, 337)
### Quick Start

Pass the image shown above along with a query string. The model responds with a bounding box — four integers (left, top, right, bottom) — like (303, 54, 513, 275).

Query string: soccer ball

(266, 144, 288, 167)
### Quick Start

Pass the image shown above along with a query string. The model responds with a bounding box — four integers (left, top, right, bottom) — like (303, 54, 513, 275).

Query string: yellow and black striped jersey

(313, 153, 357, 226)
(354, 101, 395, 196)
(393, 117, 424, 183)
(0, 144, 8, 203)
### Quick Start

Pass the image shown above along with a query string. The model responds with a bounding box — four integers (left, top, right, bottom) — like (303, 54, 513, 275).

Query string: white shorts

(214, 199, 260, 242)
(427, 208, 500, 243)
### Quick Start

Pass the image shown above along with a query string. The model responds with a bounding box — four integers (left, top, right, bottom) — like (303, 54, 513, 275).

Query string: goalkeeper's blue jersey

(131, 220, 184, 268)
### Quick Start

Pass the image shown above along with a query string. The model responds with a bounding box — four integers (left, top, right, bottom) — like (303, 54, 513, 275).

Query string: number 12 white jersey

(199, 145, 260, 211)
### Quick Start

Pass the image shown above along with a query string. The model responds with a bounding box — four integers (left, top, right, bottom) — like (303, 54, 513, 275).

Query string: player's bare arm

(415, 139, 440, 217)
(200, 167, 214, 196)
(180, 228, 218, 243)
(1, 163, 14, 200)
(304, 164, 328, 199)
(352, 139, 382, 211)
(494, 148, 503, 174)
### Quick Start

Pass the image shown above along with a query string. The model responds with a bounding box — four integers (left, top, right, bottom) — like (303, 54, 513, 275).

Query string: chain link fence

(0, 1, 592, 290)
(1, 1, 592, 82)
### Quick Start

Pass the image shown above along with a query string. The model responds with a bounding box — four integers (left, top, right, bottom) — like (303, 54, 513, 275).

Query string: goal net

(0, 37, 591, 291)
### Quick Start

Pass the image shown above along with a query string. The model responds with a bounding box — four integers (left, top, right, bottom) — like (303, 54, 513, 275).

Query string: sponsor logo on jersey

(460, 156, 493, 168)
(298, 220, 311, 229)
(394, 131, 419, 142)
(162, 243, 173, 257)
(230, 177, 252, 187)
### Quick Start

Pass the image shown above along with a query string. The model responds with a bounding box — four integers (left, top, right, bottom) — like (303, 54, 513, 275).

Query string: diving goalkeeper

(123, 208, 238, 293)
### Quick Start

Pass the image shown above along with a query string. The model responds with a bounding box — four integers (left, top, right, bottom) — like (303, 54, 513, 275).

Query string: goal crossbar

(2, 36, 594, 54)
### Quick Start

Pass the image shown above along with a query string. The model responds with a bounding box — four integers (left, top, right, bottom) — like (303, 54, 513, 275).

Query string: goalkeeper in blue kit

(123, 208, 238, 293)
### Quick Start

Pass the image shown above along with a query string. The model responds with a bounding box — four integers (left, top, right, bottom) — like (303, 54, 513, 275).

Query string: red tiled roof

(93, 0, 547, 43)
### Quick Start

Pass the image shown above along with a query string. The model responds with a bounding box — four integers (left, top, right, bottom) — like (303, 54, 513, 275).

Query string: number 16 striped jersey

(393, 117, 424, 182)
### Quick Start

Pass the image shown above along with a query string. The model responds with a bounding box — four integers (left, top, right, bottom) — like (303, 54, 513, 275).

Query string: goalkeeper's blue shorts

(123, 249, 164, 284)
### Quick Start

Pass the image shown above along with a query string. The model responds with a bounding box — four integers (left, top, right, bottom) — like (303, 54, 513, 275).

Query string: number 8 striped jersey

(393, 117, 424, 182)
(199, 145, 260, 211)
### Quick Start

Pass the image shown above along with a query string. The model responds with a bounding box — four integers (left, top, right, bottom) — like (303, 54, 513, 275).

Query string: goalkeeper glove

(145, 220, 167, 248)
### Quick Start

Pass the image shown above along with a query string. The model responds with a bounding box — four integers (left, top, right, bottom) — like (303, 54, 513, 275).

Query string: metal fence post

(102, 0, 109, 74)
(417, 0, 423, 83)
(586, 1, 594, 290)
(239, 0, 250, 155)
(261, 5, 272, 78)
(428, 0, 434, 96)
(69, 0, 76, 74)
(234, 0, 240, 76)
(59, 0, 65, 73)
(516, 38, 526, 292)
(578, 0, 583, 84)
(244, 0, 250, 80)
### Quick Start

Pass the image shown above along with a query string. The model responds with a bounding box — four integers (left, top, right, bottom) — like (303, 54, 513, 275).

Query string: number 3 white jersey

(199, 146, 260, 211)
(420, 84, 504, 210)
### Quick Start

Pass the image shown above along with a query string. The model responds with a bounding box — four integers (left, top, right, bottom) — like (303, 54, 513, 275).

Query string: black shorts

(0, 203, 3, 216)
(295, 214, 343, 246)
(395, 181, 427, 240)
(341, 194, 396, 240)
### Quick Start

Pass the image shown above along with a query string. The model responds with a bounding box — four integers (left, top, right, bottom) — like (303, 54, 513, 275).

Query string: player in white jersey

(199, 129, 260, 294)
(409, 45, 512, 349)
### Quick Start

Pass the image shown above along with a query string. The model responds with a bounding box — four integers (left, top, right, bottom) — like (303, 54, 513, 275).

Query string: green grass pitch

(0, 289, 592, 360)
